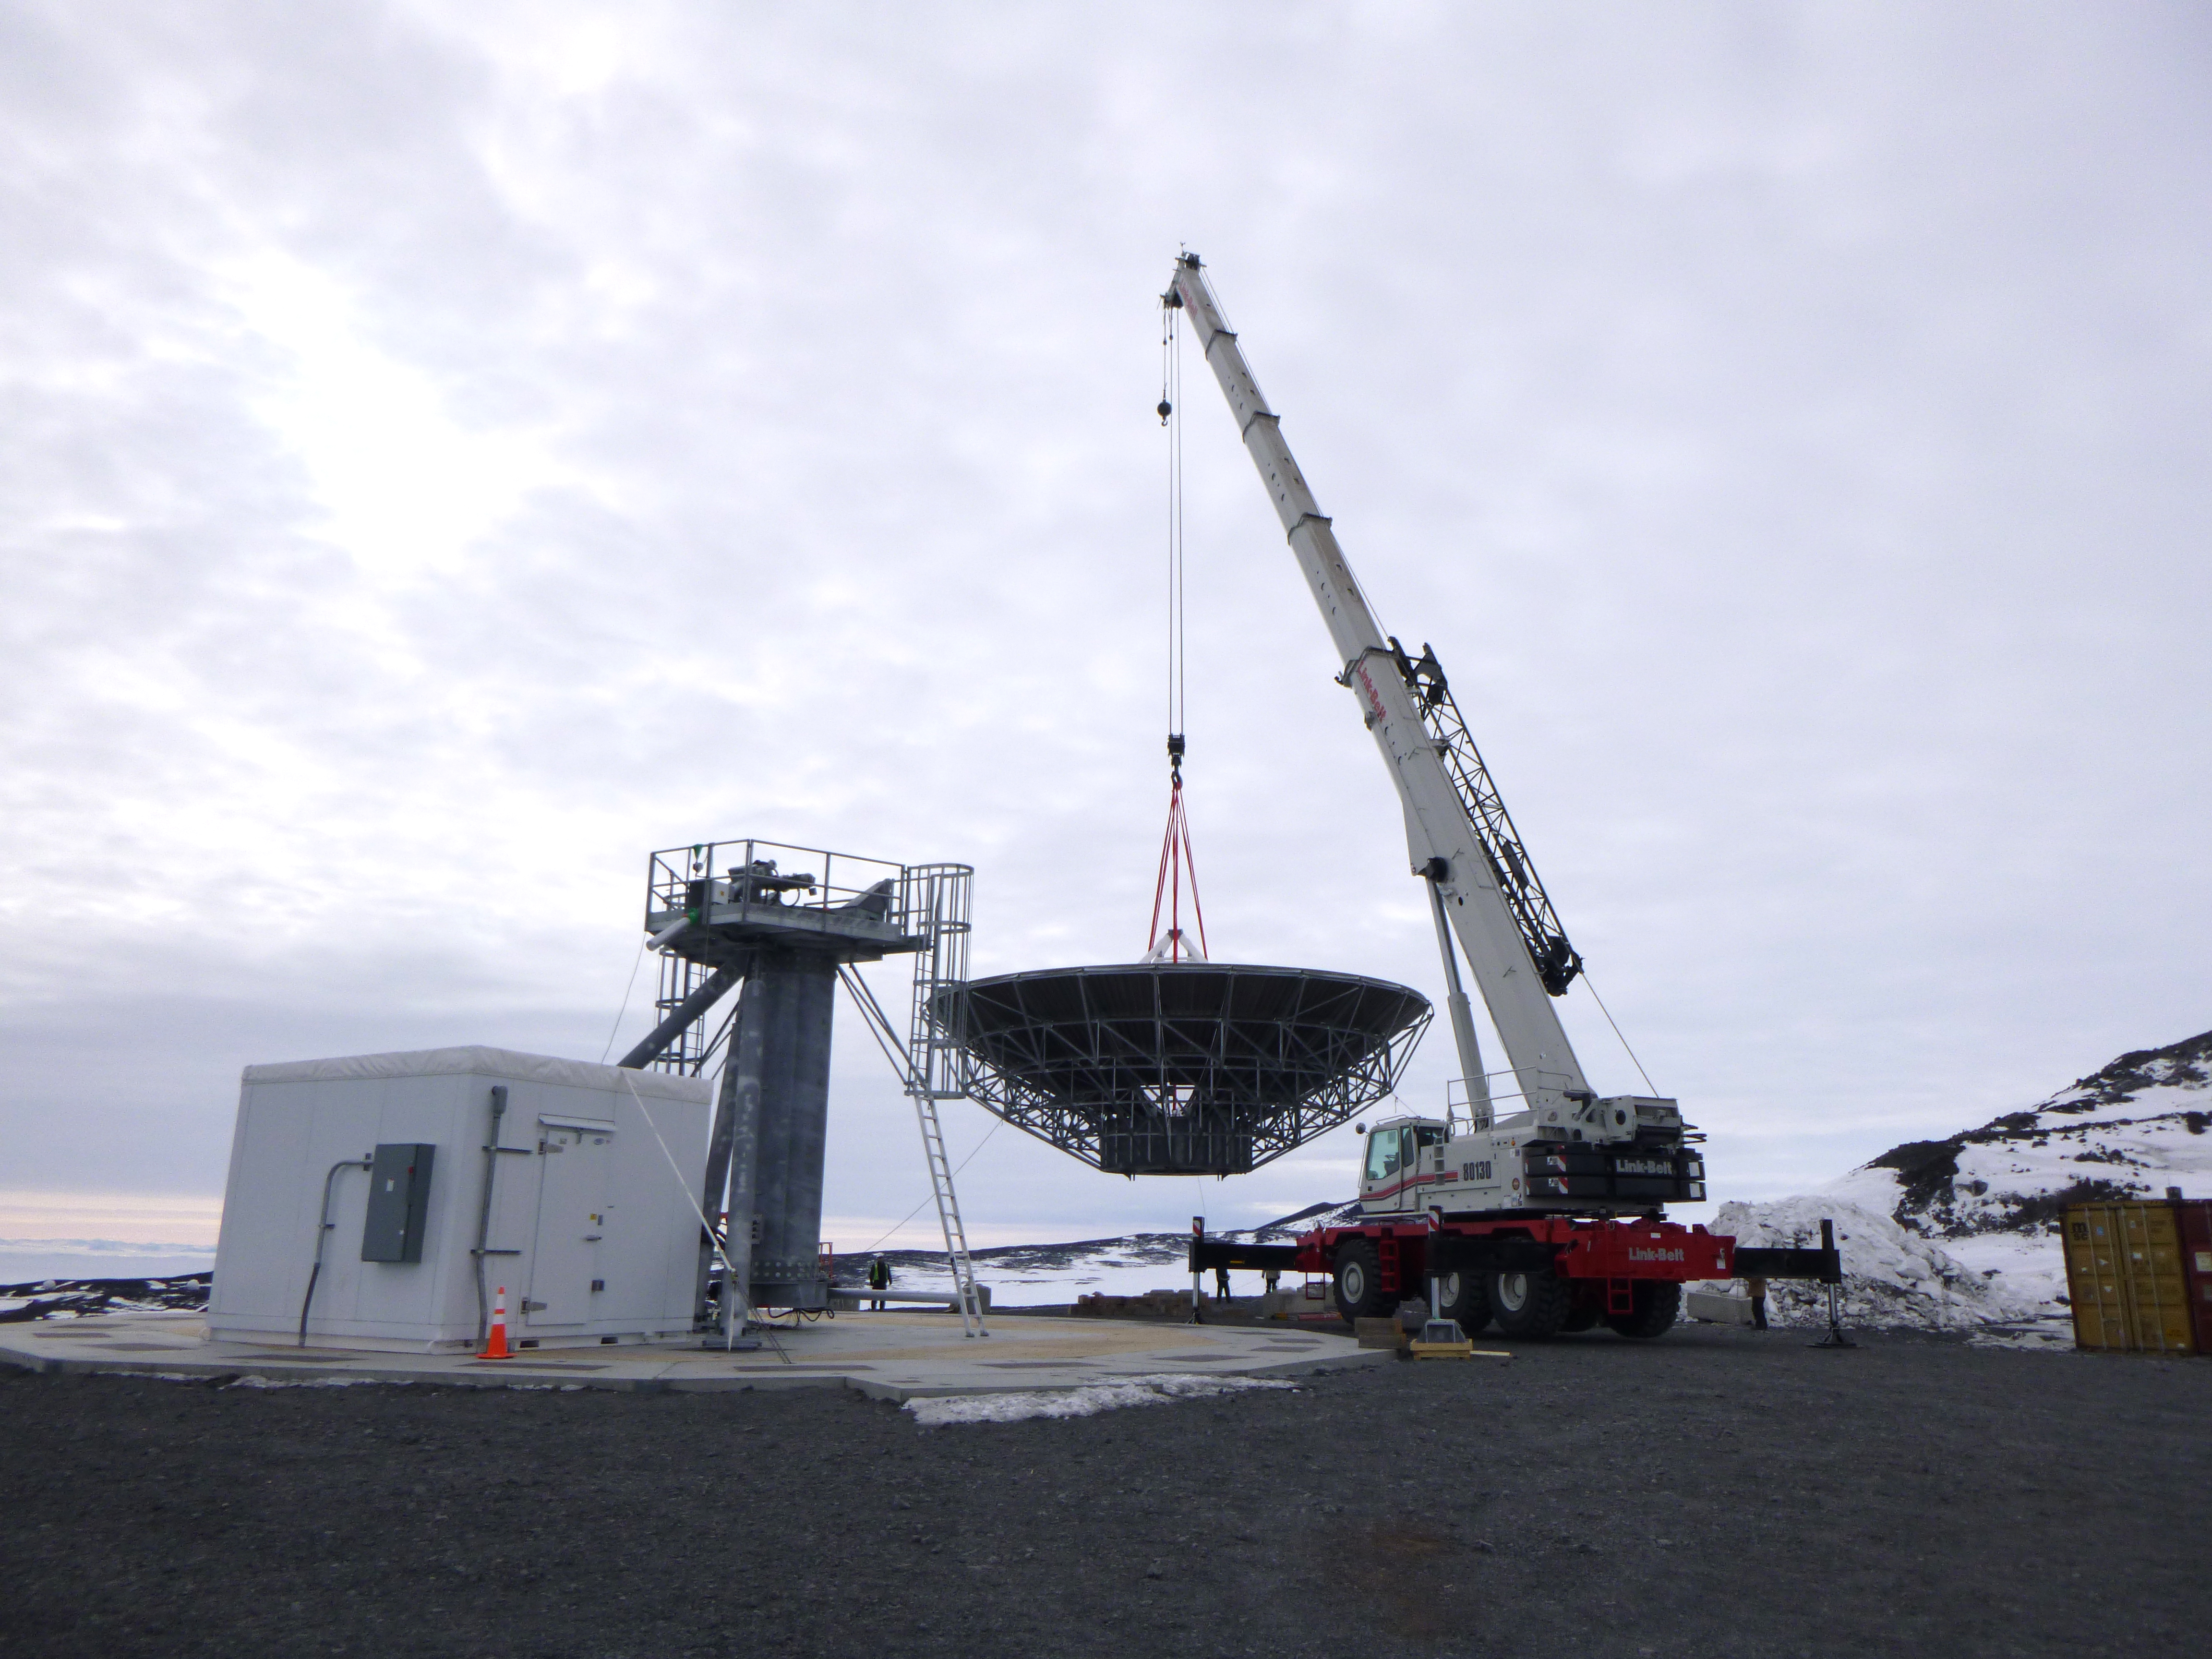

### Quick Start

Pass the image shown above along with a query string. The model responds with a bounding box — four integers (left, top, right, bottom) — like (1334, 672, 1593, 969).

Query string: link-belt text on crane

(1354, 661, 1389, 723)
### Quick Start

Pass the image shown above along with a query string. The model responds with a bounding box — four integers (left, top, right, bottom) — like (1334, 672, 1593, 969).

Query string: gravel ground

(3, 1323, 2206, 1659)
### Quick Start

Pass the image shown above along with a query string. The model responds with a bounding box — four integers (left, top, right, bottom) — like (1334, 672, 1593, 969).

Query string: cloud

(2, 3, 2208, 1242)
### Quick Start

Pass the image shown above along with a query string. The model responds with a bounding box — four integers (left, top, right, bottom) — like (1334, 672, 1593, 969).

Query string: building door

(528, 1121, 613, 1326)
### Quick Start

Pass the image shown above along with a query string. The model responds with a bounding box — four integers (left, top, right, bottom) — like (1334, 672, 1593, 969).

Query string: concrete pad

(0, 1309, 1386, 1401)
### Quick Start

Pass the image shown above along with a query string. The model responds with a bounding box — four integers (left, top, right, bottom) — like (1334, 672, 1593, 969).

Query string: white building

(208, 1047, 710, 1353)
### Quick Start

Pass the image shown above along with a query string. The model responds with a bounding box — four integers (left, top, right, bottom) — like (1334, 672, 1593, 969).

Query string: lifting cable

(1576, 966, 1660, 1097)
(1147, 287, 1208, 962)
(1161, 281, 1186, 754)
(1146, 757, 1207, 961)
(596, 937, 648, 1063)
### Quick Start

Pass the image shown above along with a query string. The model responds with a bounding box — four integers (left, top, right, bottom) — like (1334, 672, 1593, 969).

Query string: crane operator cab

(1356, 1117, 1449, 1214)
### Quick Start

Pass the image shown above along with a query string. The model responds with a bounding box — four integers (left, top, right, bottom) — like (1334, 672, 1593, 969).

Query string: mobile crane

(1167, 253, 1832, 1337)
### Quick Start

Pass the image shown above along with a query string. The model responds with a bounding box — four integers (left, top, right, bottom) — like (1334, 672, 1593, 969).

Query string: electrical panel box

(361, 1142, 437, 1263)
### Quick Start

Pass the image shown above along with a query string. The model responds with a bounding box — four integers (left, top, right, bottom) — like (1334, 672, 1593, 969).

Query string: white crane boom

(1166, 253, 1599, 1139)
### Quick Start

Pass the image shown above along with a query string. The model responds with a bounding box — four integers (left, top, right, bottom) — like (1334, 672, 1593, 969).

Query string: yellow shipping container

(2064, 1202, 2199, 1355)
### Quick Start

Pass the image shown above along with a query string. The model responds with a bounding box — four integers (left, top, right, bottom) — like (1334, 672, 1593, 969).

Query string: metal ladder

(904, 866, 986, 1338)
(840, 863, 986, 1338)
(909, 1077, 986, 1337)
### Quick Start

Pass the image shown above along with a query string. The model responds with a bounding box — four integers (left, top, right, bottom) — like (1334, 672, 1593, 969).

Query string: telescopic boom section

(1165, 253, 1593, 1130)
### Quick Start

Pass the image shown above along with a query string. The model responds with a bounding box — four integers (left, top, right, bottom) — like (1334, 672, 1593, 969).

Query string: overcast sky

(4, 2, 2207, 1251)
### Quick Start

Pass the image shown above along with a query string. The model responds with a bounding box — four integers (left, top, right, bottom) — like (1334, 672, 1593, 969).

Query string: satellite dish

(938, 962, 1430, 1176)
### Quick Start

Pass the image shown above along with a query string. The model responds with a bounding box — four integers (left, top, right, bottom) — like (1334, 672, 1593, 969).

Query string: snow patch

(1965, 1322, 2079, 1352)
(1702, 1197, 2040, 1330)
(905, 1372, 1296, 1427)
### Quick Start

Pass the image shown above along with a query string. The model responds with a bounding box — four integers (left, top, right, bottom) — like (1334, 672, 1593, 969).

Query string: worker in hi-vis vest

(866, 1254, 892, 1310)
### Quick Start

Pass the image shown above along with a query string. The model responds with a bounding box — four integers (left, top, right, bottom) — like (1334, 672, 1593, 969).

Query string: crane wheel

(1489, 1267, 1571, 1338)
(1437, 1269, 1491, 1334)
(1332, 1239, 1391, 1325)
(1603, 1281, 1681, 1339)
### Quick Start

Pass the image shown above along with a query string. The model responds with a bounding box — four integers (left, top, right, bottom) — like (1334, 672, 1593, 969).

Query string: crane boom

(1166, 252, 1597, 1138)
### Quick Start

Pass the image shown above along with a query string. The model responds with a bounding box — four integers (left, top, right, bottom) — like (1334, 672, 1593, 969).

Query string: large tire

(1489, 1267, 1572, 1338)
(1437, 1269, 1492, 1334)
(1333, 1239, 1391, 1325)
(1605, 1280, 1681, 1340)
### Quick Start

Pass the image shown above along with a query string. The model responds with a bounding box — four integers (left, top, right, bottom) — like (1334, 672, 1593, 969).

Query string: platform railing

(1446, 1069, 1581, 1122)
(645, 838, 912, 933)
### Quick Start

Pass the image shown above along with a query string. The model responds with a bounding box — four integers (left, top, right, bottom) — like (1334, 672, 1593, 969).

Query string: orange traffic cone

(480, 1286, 513, 1359)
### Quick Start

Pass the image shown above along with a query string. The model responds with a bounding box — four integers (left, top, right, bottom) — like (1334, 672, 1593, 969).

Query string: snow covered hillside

(1713, 1027, 2212, 1332)
(1834, 1028, 2212, 1233)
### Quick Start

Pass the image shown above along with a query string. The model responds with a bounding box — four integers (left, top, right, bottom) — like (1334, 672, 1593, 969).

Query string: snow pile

(1699, 1197, 2040, 1331)
(905, 1372, 1296, 1427)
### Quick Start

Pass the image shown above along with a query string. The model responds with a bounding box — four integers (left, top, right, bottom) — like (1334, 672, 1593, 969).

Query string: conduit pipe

(297, 1154, 371, 1347)
(471, 1084, 515, 1345)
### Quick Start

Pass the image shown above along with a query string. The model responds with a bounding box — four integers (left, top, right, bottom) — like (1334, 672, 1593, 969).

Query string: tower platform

(644, 839, 929, 969)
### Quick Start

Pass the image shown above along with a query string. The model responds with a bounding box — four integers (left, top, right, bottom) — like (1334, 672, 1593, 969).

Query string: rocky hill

(1836, 1026, 2212, 1235)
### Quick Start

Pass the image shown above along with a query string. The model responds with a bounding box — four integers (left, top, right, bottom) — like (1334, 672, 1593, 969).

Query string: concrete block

(1686, 1288, 1754, 1325)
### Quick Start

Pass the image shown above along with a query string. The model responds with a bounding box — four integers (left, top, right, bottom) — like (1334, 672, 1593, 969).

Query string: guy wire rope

(1149, 282, 1206, 962)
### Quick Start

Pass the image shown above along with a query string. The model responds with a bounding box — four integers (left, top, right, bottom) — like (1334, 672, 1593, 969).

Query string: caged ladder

(903, 866, 987, 1338)
(840, 863, 987, 1339)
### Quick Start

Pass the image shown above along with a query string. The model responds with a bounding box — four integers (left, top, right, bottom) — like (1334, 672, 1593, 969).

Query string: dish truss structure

(941, 963, 1431, 1176)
